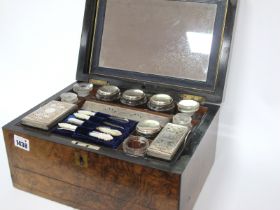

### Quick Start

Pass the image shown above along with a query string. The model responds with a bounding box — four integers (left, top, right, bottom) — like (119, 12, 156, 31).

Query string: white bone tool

(74, 113, 90, 120)
(58, 123, 77, 131)
(96, 126, 122, 137)
(89, 131, 114, 141)
(78, 110, 96, 116)
(67, 118, 84, 126)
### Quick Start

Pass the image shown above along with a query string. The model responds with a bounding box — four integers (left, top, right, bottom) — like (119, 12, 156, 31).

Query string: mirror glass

(99, 0, 217, 82)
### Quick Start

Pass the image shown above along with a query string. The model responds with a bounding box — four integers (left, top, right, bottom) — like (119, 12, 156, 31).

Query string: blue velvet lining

(54, 113, 137, 148)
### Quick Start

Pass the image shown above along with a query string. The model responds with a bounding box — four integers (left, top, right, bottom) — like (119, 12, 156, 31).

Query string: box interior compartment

(5, 83, 218, 173)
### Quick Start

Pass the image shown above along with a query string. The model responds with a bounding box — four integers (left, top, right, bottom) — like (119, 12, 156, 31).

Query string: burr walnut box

(3, 0, 237, 209)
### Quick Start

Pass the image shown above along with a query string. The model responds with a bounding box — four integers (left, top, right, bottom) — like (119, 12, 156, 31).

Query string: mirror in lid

(100, 0, 217, 82)
(78, 0, 230, 103)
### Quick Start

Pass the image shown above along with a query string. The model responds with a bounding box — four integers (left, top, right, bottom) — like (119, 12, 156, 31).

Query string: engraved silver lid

(149, 94, 173, 107)
(147, 123, 191, 160)
(120, 89, 147, 106)
(177, 100, 199, 114)
(97, 85, 120, 96)
(136, 119, 161, 136)
(147, 94, 175, 112)
(96, 85, 121, 101)
(122, 89, 145, 101)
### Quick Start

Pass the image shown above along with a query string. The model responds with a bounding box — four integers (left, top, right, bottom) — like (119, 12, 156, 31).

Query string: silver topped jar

(136, 119, 161, 138)
(120, 89, 147, 106)
(96, 85, 121, 101)
(123, 136, 149, 157)
(147, 94, 175, 112)
(177, 100, 200, 116)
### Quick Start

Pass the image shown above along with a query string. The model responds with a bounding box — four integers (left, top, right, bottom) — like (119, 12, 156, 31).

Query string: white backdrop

(1, 0, 280, 209)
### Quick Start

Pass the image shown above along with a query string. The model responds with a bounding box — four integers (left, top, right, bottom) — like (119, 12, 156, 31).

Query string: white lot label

(14, 135, 30, 151)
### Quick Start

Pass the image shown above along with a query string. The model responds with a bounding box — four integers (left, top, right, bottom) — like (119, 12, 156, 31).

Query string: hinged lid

(76, 0, 237, 103)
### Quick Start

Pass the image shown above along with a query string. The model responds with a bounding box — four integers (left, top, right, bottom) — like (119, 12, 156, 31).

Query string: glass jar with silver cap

(177, 100, 200, 117)
(96, 85, 121, 101)
(147, 94, 175, 112)
(123, 136, 149, 157)
(120, 89, 147, 106)
(136, 119, 162, 138)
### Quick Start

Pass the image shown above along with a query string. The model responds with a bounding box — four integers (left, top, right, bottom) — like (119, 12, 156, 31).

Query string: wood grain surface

(4, 129, 180, 210)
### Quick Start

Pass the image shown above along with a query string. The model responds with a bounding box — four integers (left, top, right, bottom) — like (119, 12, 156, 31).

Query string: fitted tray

(3, 83, 219, 174)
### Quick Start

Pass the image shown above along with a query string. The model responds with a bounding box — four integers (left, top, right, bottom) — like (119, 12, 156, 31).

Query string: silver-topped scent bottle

(177, 100, 200, 117)
(96, 85, 121, 101)
(136, 119, 162, 138)
(120, 89, 147, 106)
(123, 136, 149, 157)
(147, 94, 175, 112)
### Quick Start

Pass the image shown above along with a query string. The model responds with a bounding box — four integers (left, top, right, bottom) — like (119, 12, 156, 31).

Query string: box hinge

(89, 79, 109, 86)
(180, 94, 205, 104)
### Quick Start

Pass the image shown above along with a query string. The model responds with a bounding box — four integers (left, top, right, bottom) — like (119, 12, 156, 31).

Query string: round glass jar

(177, 100, 200, 116)
(96, 85, 121, 101)
(136, 119, 161, 138)
(73, 83, 93, 97)
(60, 92, 78, 104)
(123, 136, 149, 157)
(147, 94, 175, 112)
(173, 113, 192, 128)
(120, 89, 147, 106)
